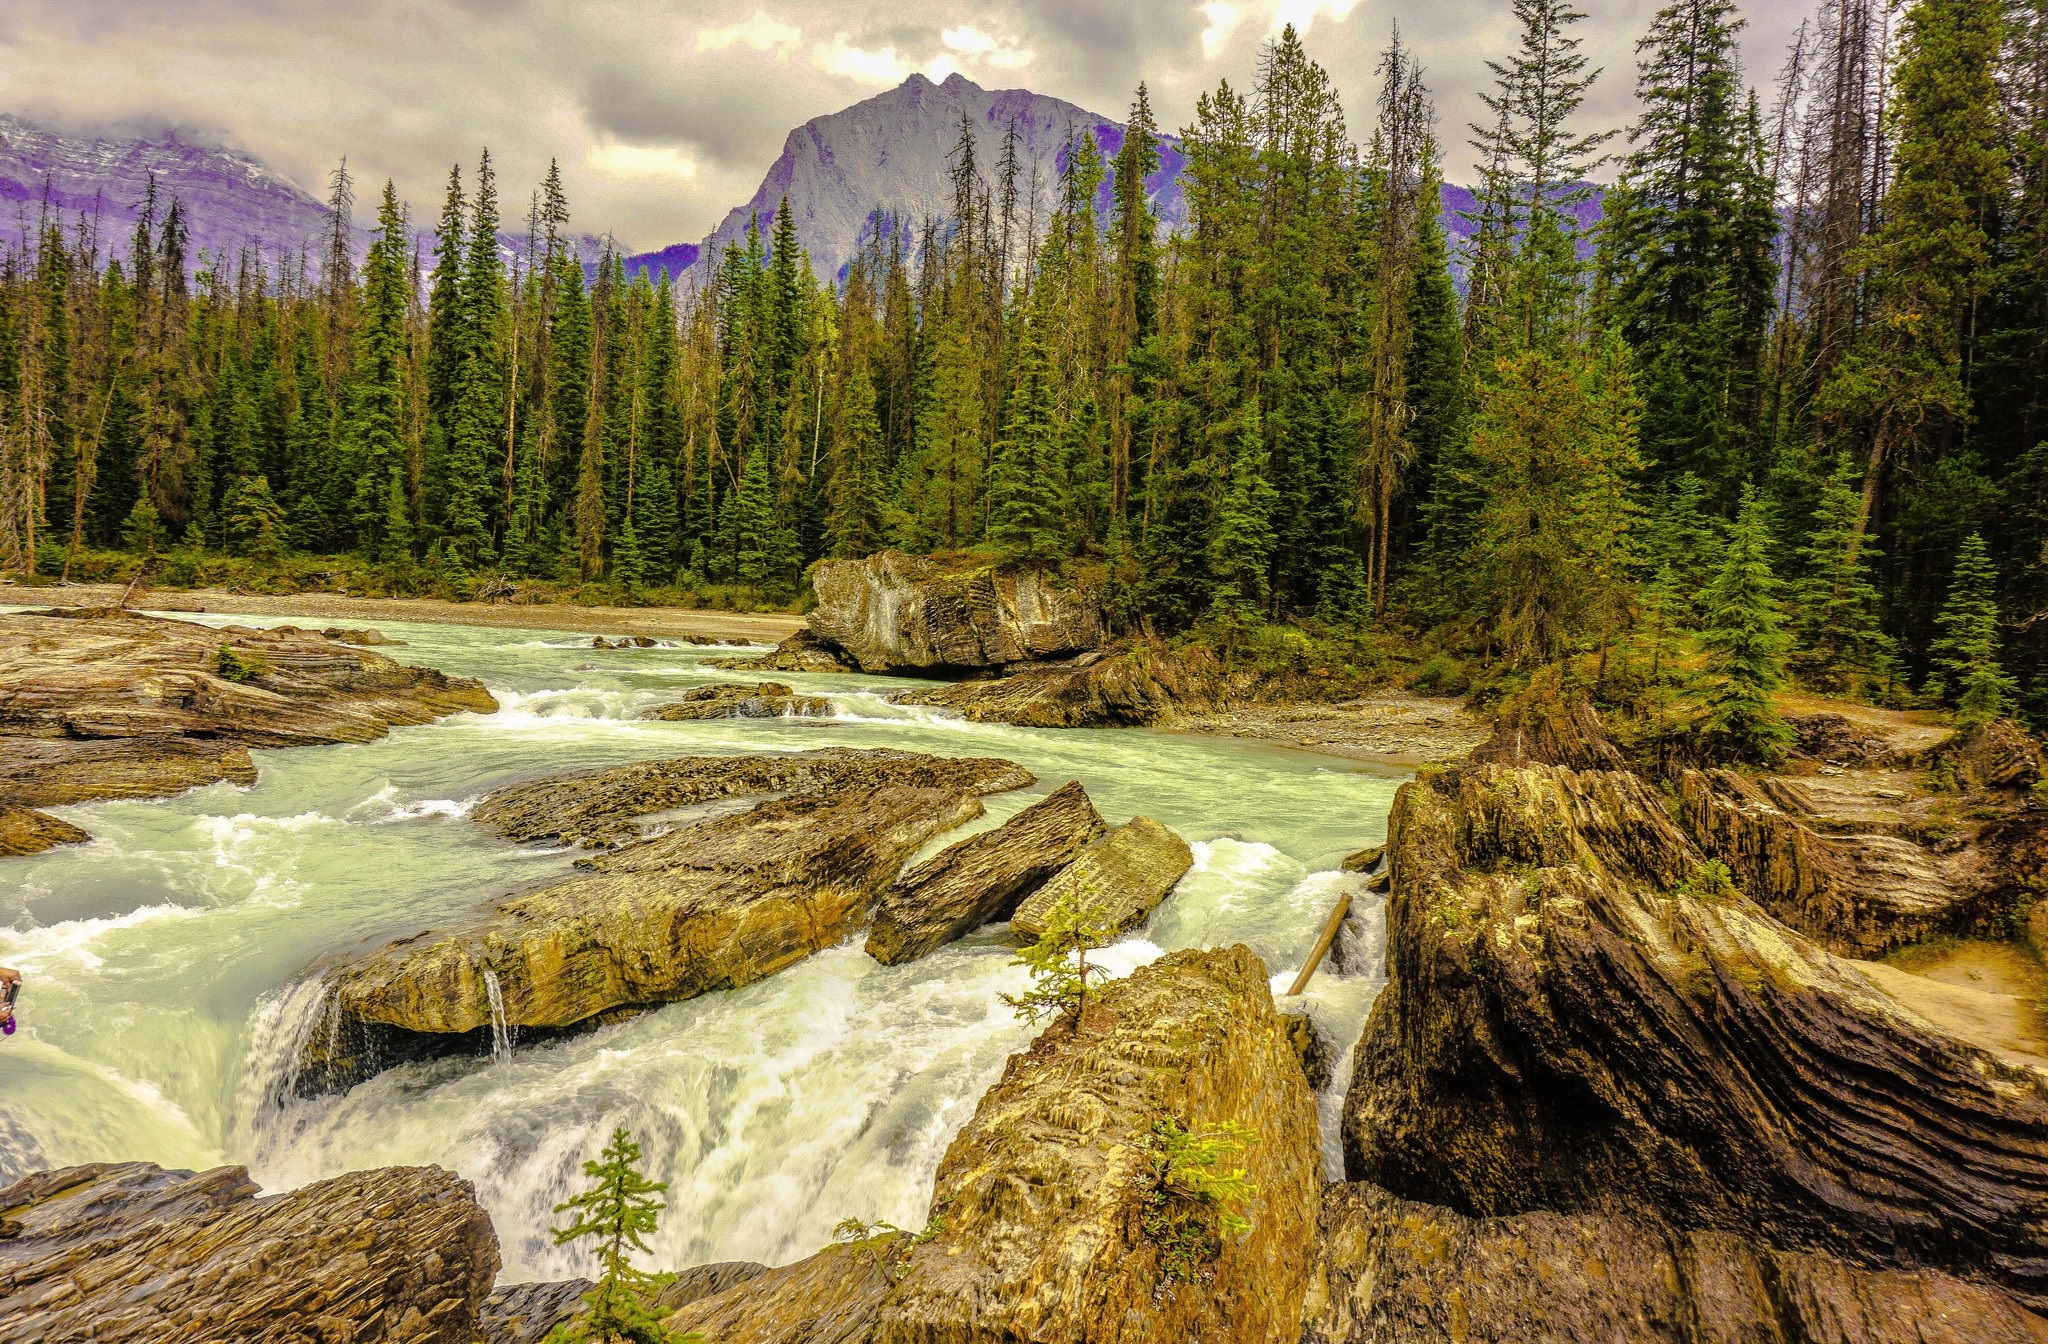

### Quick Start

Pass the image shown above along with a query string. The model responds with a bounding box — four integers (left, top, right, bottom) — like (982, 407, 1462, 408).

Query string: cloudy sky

(0, 0, 1808, 249)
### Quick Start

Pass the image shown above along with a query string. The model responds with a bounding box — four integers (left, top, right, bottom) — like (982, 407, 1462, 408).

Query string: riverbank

(5, 582, 806, 645)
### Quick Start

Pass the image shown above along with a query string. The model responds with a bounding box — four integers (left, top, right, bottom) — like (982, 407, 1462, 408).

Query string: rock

(866, 781, 1106, 965)
(639, 682, 833, 721)
(320, 626, 404, 646)
(590, 635, 659, 649)
(1340, 844, 1384, 872)
(1344, 758, 2048, 1308)
(0, 1161, 497, 1343)
(1468, 665, 1633, 772)
(1010, 816, 1193, 942)
(302, 758, 1034, 1092)
(1789, 711, 1913, 767)
(1282, 1010, 1334, 1091)
(1679, 766, 1972, 956)
(1946, 719, 2046, 792)
(0, 802, 89, 856)
(807, 550, 1105, 673)
(892, 644, 1228, 728)
(1305, 1182, 2048, 1343)
(876, 946, 1323, 1343)
(472, 747, 1034, 849)
(483, 1263, 768, 1344)
(665, 1244, 889, 1344)
(0, 610, 495, 847)
(708, 628, 853, 673)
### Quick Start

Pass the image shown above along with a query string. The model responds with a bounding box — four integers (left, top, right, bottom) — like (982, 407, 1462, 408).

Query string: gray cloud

(0, 0, 1812, 249)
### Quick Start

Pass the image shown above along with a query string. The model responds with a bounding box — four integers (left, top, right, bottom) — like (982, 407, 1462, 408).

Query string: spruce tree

(547, 1126, 696, 1344)
(1929, 532, 2018, 724)
(1209, 413, 1278, 618)
(636, 460, 679, 584)
(1790, 453, 1894, 694)
(828, 363, 888, 559)
(987, 319, 1066, 570)
(444, 150, 504, 565)
(346, 182, 411, 555)
(1696, 484, 1794, 759)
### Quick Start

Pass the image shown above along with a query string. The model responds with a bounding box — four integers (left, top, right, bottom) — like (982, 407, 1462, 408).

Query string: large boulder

(875, 946, 1322, 1343)
(1010, 816, 1194, 942)
(638, 682, 832, 721)
(1306, 1182, 2048, 1343)
(0, 1161, 497, 1343)
(708, 627, 853, 674)
(0, 610, 495, 847)
(867, 780, 1106, 965)
(299, 754, 1035, 1093)
(664, 1244, 891, 1344)
(471, 747, 1031, 849)
(1344, 758, 2048, 1308)
(807, 551, 1105, 673)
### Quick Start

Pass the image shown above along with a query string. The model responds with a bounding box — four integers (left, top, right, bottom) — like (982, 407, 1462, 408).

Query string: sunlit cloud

(942, 24, 1035, 71)
(1199, 3, 1246, 61)
(585, 142, 699, 182)
(694, 10, 804, 59)
(810, 34, 913, 86)
(1271, 0, 1363, 36)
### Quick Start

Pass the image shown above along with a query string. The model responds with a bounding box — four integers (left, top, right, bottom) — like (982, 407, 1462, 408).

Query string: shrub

(830, 1213, 946, 1282)
(213, 643, 269, 683)
(1141, 1116, 1258, 1283)
(1675, 859, 1740, 904)
(1001, 880, 1116, 1031)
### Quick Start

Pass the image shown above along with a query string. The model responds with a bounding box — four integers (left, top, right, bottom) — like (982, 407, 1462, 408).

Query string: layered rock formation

(710, 627, 852, 673)
(665, 1244, 892, 1344)
(1011, 816, 1194, 941)
(639, 682, 833, 721)
(891, 644, 1228, 728)
(0, 1161, 497, 1343)
(471, 747, 1032, 848)
(877, 945, 1322, 1342)
(483, 1263, 767, 1344)
(0, 609, 495, 853)
(298, 750, 1036, 1091)
(807, 551, 1105, 673)
(0, 801, 89, 856)
(866, 780, 1106, 965)
(1343, 754, 2048, 1309)
(1306, 1183, 2048, 1343)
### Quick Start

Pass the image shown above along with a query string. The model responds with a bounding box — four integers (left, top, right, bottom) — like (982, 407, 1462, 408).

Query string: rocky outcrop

(1948, 718, 2046, 792)
(1680, 766, 1974, 956)
(867, 781, 1106, 965)
(1468, 666, 1633, 772)
(709, 627, 854, 673)
(876, 945, 1321, 1342)
(0, 610, 495, 847)
(483, 1263, 767, 1344)
(1306, 1182, 2048, 1343)
(472, 747, 1033, 848)
(1344, 757, 2048, 1308)
(0, 801, 89, 856)
(639, 682, 833, 721)
(807, 551, 1105, 673)
(664, 1244, 891, 1344)
(299, 752, 1035, 1092)
(1010, 816, 1194, 942)
(892, 644, 1229, 728)
(0, 1161, 497, 1343)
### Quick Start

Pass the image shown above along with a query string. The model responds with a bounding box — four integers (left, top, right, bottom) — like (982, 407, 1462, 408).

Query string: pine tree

(828, 362, 888, 559)
(987, 318, 1066, 570)
(225, 473, 287, 561)
(1791, 453, 1894, 693)
(1696, 484, 1794, 759)
(346, 182, 411, 555)
(546, 1126, 697, 1344)
(1208, 412, 1279, 618)
(443, 150, 504, 565)
(636, 459, 679, 584)
(1928, 532, 2018, 724)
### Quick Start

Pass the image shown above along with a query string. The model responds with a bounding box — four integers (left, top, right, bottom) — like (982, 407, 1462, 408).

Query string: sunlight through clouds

(694, 10, 804, 59)
(585, 142, 700, 181)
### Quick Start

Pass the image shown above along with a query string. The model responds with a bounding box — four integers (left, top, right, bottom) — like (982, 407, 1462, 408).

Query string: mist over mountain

(4, 79, 1598, 289)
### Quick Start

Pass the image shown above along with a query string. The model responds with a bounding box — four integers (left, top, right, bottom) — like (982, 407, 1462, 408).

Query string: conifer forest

(2, 0, 2045, 735)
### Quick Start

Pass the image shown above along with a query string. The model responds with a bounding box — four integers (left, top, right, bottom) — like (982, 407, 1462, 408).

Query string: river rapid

(0, 613, 1402, 1281)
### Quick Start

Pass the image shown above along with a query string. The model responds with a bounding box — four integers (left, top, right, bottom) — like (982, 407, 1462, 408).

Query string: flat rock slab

(866, 780, 1106, 965)
(1010, 815, 1193, 942)
(0, 802, 89, 856)
(473, 747, 1033, 849)
(301, 752, 1037, 1092)
(0, 1161, 497, 1344)
(1307, 1182, 2048, 1343)
(664, 1244, 889, 1344)
(639, 682, 833, 721)
(0, 609, 494, 841)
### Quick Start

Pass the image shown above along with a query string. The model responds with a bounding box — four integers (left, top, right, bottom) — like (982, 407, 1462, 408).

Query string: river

(0, 613, 1401, 1281)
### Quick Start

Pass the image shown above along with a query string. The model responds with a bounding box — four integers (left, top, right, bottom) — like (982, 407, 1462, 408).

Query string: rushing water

(0, 612, 1402, 1280)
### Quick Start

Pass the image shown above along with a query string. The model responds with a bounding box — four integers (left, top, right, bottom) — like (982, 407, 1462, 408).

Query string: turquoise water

(0, 612, 1401, 1279)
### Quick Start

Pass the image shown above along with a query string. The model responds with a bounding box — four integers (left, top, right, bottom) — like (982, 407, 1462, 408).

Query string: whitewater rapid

(0, 613, 1401, 1280)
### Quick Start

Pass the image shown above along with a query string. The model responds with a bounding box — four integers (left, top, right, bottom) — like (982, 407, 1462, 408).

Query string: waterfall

(483, 967, 514, 1065)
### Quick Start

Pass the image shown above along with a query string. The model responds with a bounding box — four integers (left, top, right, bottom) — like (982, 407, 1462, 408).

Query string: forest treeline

(0, 0, 2043, 732)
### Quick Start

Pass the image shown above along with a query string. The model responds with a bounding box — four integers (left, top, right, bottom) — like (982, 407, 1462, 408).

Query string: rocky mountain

(688, 72, 1189, 285)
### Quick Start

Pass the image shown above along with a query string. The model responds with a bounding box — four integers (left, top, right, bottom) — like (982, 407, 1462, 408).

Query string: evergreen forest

(2, 0, 2045, 735)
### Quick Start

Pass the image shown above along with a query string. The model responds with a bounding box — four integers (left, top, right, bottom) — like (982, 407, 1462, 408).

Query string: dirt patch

(8, 583, 806, 645)
(1863, 939, 2048, 1069)
(1170, 691, 1489, 766)
(1774, 690, 1954, 760)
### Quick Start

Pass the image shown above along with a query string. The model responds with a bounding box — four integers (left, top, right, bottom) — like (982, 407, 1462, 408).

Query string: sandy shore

(6, 583, 808, 645)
